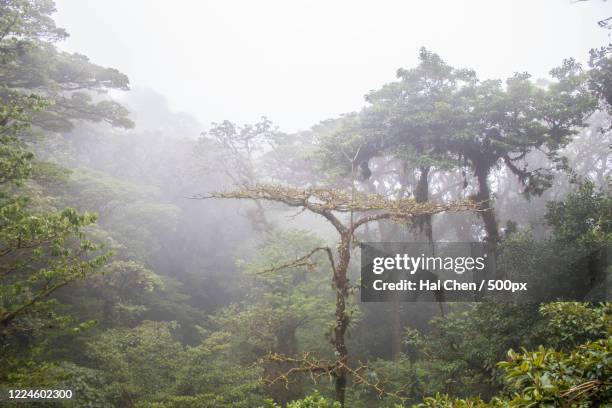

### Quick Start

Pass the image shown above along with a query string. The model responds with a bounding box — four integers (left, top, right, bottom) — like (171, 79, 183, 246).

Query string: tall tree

(0, 0, 133, 132)
(321, 48, 597, 243)
(0, 0, 133, 385)
(202, 184, 476, 405)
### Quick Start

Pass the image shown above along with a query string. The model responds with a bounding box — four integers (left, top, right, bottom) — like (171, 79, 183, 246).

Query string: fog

(54, 0, 609, 131)
(2, 1, 611, 406)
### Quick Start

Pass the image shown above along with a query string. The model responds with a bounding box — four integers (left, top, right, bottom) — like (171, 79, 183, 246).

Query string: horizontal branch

(196, 184, 478, 222)
(261, 351, 408, 401)
(255, 246, 336, 275)
(351, 200, 478, 232)
(262, 351, 335, 386)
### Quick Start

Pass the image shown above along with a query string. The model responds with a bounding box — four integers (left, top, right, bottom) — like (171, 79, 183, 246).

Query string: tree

(414, 303, 611, 408)
(0, 90, 112, 385)
(322, 48, 597, 243)
(84, 320, 267, 407)
(0, 0, 133, 132)
(86, 321, 184, 406)
(201, 184, 476, 405)
(1, 0, 135, 387)
(0, 76, 110, 334)
(211, 229, 334, 403)
(197, 118, 277, 232)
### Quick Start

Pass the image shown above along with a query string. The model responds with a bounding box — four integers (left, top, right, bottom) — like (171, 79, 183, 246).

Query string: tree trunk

(390, 166, 433, 360)
(252, 199, 272, 233)
(414, 166, 433, 241)
(333, 233, 351, 406)
(474, 164, 499, 243)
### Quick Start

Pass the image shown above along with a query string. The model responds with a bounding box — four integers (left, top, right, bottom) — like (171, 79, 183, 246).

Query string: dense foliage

(0, 1, 610, 407)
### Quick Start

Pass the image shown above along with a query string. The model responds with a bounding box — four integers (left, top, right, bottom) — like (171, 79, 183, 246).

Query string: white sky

(54, 0, 610, 132)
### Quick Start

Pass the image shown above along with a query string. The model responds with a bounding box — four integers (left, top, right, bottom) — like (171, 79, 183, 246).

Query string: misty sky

(54, 0, 610, 132)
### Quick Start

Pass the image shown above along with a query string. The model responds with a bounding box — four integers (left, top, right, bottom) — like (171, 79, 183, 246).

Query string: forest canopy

(0, 1, 610, 407)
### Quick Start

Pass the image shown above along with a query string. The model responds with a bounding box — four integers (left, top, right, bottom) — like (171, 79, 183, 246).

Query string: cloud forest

(0, 1, 610, 407)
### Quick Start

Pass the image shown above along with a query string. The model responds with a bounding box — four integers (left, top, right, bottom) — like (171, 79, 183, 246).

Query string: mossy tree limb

(198, 184, 477, 406)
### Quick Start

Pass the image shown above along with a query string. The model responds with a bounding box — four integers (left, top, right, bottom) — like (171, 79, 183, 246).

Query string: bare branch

(255, 246, 336, 276)
(198, 184, 477, 220)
